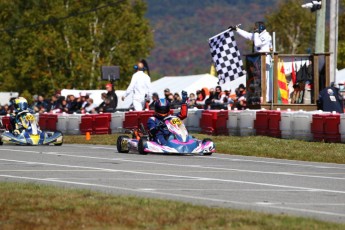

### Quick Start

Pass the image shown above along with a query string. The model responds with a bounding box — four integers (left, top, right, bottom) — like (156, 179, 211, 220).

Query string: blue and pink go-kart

(116, 115, 215, 155)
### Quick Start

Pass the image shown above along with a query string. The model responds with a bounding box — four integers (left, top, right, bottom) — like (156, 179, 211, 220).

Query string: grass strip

(1, 182, 344, 229)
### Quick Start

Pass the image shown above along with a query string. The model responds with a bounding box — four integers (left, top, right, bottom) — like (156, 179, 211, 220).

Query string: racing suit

(236, 28, 273, 102)
(123, 70, 151, 111)
(10, 109, 34, 135)
(147, 103, 188, 145)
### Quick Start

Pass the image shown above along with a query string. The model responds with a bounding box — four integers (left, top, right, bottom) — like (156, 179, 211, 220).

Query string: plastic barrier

(80, 114, 94, 134)
(324, 113, 341, 143)
(200, 110, 228, 135)
(39, 113, 58, 131)
(93, 113, 111, 134)
(1, 116, 12, 130)
(339, 114, 345, 142)
(57, 115, 69, 134)
(65, 114, 81, 135)
(227, 110, 241, 136)
(110, 112, 125, 133)
(123, 111, 140, 130)
(254, 110, 270, 136)
(182, 108, 203, 132)
(268, 110, 281, 138)
(139, 110, 155, 130)
(238, 109, 257, 136)
(280, 110, 295, 139)
(311, 114, 326, 142)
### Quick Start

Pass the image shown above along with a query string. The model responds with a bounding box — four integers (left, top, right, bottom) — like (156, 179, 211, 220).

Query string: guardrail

(1, 108, 344, 143)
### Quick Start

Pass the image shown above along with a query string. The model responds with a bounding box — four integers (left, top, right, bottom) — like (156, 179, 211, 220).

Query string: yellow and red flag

(277, 60, 289, 104)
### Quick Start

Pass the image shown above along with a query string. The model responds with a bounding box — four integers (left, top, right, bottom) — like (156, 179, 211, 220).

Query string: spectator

(171, 92, 182, 109)
(223, 90, 234, 109)
(210, 86, 227, 109)
(164, 88, 171, 101)
(235, 84, 247, 110)
(84, 98, 98, 114)
(121, 60, 151, 111)
(49, 94, 61, 113)
(205, 88, 216, 109)
(0, 104, 7, 115)
(60, 99, 69, 113)
(317, 85, 344, 113)
(187, 92, 196, 108)
(66, 95, 79, 114)
(149, 92, 159, 110)
(33, 95, 49, 113)
(195, 88, 209, 108)
(105, 83, 118, 112)
(96, 93, 108, 113)
(78, 92, 89, 112)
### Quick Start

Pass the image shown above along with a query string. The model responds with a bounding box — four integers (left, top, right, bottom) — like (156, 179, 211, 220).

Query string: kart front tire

(138, 137, 148, 155)
(117, 135, 130, 153)
(202, 138, 213, 156)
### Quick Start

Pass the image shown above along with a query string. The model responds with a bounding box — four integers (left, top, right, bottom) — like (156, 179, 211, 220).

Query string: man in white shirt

(121, 60, 151, 111)
(229, 22, 273, 102)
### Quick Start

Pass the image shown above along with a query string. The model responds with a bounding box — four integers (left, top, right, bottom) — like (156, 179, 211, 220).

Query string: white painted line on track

(1, 158, 345, 195)
(70, 145, 345, 170)
(1, 174, 345, 219)
(1, 148, 344, 181)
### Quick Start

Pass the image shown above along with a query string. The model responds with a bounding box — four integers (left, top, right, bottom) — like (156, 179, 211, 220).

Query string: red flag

(291, 59, 297, 85)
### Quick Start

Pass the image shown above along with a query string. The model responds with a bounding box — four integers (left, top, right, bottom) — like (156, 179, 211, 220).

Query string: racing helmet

(255, 21, 266, 33)
(14, 97, 28, 112)
(154, 98, 170, 116)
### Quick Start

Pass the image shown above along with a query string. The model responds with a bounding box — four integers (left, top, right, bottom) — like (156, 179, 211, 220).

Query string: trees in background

(338, 0, 345, 69)
(265, 0, 316, 54)
(0, 0, 154, 97)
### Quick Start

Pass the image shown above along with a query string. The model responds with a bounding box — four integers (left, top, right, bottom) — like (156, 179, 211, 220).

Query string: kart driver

(147, 91, 188, 145)
(9, 97, 34, 135)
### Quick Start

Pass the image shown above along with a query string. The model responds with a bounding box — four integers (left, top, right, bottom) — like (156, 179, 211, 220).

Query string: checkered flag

(209, 29, 245, 84)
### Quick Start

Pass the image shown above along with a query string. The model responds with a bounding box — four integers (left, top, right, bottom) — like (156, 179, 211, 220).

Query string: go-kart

(0, 112, 63, 146)
(116, 115, 215, 155)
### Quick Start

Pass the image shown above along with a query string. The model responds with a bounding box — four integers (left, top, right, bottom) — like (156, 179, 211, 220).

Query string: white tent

(61, 73, 245, 109)
(151, 73, 218, 99)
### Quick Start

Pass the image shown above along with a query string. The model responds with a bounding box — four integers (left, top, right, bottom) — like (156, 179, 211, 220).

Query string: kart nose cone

(29, 134, 40, 145)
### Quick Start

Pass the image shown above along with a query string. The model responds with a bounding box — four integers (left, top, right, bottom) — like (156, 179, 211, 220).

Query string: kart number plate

(170, 118, 182, 125)
(25, 114, 35, 122)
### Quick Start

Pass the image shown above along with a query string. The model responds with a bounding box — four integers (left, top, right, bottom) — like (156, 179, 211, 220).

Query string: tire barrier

(1, 109, 345, 143)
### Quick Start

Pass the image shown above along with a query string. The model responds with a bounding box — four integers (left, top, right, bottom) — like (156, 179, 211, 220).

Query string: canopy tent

(151, 73, 218, 99)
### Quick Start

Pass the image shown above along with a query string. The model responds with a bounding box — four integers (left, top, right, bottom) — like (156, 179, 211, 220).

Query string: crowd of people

(157, 84, 248, 111)
(0, 83, 249, 116)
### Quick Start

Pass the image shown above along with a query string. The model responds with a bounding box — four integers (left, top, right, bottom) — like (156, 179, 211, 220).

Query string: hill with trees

(145, 0, 281, 77)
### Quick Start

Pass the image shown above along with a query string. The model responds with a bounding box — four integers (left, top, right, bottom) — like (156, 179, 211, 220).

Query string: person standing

(121, 60, 151, 111)
(105, 83, 118, 112)
(229, 21, 273, 102)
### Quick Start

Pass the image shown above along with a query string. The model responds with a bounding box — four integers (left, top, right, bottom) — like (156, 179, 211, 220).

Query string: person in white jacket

(229, 22, 273, 102)
(121, 60, 151, 111)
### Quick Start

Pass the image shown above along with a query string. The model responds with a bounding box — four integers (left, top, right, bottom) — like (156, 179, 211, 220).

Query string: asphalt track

(0, 144, 345, 224)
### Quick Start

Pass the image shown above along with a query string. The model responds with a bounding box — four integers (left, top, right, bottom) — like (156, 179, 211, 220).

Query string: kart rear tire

(202, 138, 213, 156)
(138, 137, 148, 155)
(117, 135, 130, 153)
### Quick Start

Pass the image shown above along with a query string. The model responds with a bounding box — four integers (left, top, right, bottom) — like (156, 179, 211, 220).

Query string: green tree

(0, 0, 154, 98)
(265, 0, 316, 54)
(338, 0, 345, 69)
